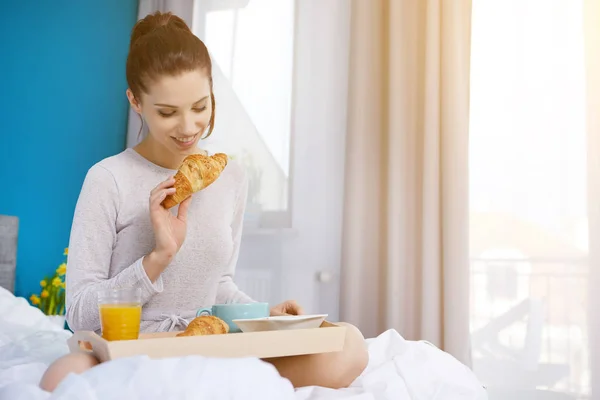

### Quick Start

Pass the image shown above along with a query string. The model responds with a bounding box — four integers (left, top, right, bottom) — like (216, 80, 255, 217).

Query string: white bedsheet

(0, 287, 487, 400)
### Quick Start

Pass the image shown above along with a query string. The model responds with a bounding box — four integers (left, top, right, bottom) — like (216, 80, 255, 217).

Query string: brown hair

(126, 11, 216, 138)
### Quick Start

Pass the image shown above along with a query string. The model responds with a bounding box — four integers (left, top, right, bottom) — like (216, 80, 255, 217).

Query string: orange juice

(99, 303, 142, 341)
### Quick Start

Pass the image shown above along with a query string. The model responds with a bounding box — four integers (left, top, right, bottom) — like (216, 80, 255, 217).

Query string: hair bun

(130, 11, 191, 50)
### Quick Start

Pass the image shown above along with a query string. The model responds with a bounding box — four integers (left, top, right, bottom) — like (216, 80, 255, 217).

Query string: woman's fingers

(271, 300, 305, 316)
(150, 188, 176, 210)
(149, 177, 177, 211)
(177, 196, 192, 222)
(150, 177, 175, 196)
(287, 300, 304, 315)
(151, 187, 176, 203)
(295, 305, 305, 315)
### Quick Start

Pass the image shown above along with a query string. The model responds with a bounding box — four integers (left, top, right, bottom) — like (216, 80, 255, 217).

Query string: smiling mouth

(172, 133, 198, 145)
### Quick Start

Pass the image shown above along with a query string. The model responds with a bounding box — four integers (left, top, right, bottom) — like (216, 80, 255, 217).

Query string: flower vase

(48, 315, 66, 329)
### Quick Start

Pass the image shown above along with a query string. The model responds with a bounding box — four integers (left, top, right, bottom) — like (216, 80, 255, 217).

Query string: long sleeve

(65, 165, 163, 332)
(215, 169, 255, 304)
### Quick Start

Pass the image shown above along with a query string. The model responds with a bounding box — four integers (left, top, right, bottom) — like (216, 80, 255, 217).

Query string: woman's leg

(263, 322, 369, 389)
(39, 352, 100, 392)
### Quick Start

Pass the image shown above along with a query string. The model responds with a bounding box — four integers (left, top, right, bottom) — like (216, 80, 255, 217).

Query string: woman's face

(128, 69, 212, 157)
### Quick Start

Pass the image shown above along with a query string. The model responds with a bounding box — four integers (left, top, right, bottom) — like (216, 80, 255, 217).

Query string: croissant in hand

(162, 153, 228, 209)
(176, 315, 229, 336)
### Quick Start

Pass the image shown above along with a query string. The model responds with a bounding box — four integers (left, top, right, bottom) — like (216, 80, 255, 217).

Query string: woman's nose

(179, 114, 198, 136)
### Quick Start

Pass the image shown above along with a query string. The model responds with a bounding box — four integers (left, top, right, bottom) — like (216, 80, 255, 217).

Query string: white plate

(232, 314, 328, 333)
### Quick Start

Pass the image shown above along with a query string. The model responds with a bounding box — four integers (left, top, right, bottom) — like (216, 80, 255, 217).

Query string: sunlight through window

(469, 0, 589, 397)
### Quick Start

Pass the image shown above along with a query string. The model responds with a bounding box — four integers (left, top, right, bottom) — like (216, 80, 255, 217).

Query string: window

(193, 0, 295, 228)
(469, 0, 590, 397)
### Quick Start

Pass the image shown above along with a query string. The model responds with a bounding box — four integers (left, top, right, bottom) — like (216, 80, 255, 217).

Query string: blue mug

(196, 302, 270, 333)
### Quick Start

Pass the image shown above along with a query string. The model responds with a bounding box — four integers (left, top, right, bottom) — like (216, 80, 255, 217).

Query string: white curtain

(340, 0, 473, 366)
(126, 0, 195, 148)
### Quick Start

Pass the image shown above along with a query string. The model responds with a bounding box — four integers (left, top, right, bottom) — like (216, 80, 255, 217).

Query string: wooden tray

(68, 321, 346, 362)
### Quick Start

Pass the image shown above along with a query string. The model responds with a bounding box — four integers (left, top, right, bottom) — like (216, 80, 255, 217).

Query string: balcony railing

(470, 257, 590, 399)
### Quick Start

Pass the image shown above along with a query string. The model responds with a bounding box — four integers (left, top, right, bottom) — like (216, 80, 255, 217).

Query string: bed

(0, 287, 487, 399)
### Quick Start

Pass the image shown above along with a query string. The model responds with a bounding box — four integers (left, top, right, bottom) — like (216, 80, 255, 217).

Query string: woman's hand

(270, 300, 305, 316)
(143, 177, 192, 281)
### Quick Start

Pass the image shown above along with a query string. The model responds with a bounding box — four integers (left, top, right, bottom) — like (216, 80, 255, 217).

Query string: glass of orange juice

(97, 287, 142, 341)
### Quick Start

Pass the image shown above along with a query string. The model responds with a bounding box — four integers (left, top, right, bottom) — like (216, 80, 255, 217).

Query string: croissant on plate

(176, 315, 230, 337)
(161, 153, 228, 209)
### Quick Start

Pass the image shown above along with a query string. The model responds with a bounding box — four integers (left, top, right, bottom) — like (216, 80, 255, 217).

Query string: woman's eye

(193, 106, 207, 113)
(158, 111, 175, 117)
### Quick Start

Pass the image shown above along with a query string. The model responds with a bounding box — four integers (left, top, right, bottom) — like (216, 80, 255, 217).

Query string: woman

(40, 11, 368, 392)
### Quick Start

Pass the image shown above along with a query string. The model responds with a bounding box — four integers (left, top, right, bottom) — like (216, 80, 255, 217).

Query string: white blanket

(0, 287, 487, 400)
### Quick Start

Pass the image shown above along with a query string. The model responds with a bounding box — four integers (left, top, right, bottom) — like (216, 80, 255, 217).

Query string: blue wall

(0, 1, 138, 298)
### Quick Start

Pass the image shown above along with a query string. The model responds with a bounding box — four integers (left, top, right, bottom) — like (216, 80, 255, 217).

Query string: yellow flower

(64, 248, 69, 256)
(40, 280, 47, 287)
(30, 294, 40, 305)
(41, 290, 49, 298)
(56, 263, 67, 276)
(61, 282, 66, 289)
(52, 277, 62, 287)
